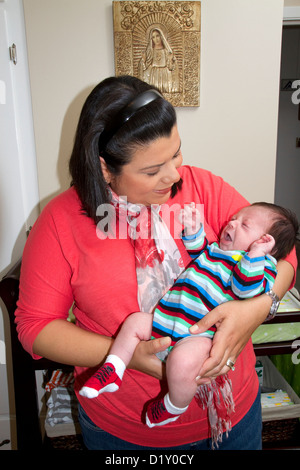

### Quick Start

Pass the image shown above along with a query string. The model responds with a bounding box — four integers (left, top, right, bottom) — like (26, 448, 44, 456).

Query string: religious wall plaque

(113, 1, 201, 107)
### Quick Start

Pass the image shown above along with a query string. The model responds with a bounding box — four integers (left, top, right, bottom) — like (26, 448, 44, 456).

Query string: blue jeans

(78, 389, 262, 450)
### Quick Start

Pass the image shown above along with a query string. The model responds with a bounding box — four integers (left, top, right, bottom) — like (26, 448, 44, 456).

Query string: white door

(0, 0, 39, 450)
(0, 0, 39, 275)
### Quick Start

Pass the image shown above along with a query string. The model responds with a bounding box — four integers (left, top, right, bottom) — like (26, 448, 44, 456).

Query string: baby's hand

(248, 234, 275, 257)
(179, 203, 202, 236)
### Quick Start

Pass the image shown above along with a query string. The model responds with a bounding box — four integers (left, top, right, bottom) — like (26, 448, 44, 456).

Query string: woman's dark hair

(251, 202, 299, 259)
(69, 75, 178, 224)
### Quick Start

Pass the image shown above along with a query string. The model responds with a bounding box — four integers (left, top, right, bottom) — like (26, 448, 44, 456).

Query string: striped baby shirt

(151, 224, 277, 354)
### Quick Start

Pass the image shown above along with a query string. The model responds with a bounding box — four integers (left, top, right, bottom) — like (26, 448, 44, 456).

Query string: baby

(79, 202, 298, 440)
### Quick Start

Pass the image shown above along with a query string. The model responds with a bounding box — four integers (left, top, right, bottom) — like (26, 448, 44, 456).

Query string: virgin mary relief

(113, 1, 201, 106)
(138, 27, 180, 94)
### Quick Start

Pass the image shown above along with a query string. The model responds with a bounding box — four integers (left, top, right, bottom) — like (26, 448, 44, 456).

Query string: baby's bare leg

(110, 311, 153, 366)
(166, 336, 212, 409)
(79, 312, 152, 398)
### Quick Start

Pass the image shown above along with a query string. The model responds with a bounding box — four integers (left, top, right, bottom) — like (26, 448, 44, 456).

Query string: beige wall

(285, 0, 300, 5)
(23, 0, 285, 208)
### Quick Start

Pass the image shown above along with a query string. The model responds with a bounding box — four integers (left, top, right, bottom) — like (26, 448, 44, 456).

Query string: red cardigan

(15, 165, 297, 447)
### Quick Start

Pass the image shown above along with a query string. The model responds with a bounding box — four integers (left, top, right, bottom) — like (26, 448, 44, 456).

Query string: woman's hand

(128, 336, 171, 381)
(190, 296, 272, 383)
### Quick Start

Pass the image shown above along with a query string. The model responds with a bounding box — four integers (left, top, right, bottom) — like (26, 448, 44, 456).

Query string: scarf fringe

(195, 374, 235, 449)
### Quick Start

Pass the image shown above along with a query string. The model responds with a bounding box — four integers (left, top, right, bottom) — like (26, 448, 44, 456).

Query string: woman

(138, 28, 180, 93)
(15, 75, 296, 450)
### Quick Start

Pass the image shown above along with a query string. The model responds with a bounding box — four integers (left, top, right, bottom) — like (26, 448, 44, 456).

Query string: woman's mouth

(154, 187, 172, 195)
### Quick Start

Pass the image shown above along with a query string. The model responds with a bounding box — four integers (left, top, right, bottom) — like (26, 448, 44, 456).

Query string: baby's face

(219, 206, 272, 252)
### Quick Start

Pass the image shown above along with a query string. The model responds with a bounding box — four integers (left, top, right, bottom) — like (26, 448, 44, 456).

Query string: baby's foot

(79, 363, 122, 398)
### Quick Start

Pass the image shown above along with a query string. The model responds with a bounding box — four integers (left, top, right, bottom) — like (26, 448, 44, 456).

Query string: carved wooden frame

(113, 1, 201, 107)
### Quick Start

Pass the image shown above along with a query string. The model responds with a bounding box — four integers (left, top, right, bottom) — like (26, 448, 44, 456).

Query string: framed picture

(113, 1, 201, 107)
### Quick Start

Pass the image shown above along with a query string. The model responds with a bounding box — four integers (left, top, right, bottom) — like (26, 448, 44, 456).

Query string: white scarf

(110, 191, 184, 312)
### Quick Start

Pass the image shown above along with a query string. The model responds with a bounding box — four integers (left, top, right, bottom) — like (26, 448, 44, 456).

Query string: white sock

(106, 354, 126, 380)
(164, 393, 189, 415)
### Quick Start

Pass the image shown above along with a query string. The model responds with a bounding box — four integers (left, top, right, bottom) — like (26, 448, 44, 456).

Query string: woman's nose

(161, 159, 182, 184)
(161, 167, 181, 184)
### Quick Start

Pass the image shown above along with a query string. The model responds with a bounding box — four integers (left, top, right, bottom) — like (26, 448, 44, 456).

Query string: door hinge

(9, 43, 17, 65)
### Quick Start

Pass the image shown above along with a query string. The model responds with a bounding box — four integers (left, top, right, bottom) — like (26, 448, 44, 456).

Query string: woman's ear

(100, 157, 111, 184)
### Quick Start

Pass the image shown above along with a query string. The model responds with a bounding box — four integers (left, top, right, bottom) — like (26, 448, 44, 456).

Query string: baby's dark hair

(251, 202, 299, 259)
